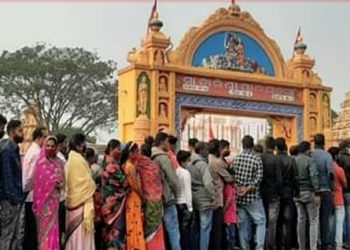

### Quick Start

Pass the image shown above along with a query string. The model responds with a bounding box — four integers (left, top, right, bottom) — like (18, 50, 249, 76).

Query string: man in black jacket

(260, 136, 282, 250)
(276, 137, 299, 250)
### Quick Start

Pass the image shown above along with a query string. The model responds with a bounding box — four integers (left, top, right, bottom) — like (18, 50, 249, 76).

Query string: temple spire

(146, 0, 163, 35)
(228, 0, 240, 15)
(293, 26, 307, 56)
(145, 0, 159, 37)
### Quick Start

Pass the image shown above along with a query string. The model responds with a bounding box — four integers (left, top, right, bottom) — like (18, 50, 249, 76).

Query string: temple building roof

(333, 91, 350, 142)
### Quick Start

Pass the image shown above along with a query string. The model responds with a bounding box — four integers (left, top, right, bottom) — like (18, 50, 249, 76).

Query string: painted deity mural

(192, 31, 275, 76)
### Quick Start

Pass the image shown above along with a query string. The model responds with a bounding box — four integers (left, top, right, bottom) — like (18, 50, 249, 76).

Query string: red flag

(209, 115, 215, 140)
(150, 0, 158, 20)
(292, 26, 301, 56)
(146, 0, 158, 37)
(294, 26, 301, 45)
(231, 0, 235, 4)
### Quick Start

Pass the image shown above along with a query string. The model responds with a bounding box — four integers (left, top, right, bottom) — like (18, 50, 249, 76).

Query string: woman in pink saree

(33, 136, 65, 250)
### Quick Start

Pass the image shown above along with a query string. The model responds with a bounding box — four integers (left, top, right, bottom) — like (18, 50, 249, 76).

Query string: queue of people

(1, 113, 350, 250)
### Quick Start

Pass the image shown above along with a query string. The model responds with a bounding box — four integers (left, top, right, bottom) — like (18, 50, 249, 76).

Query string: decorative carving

(137, 72, 151, 118)
(303, 70, 311, 84)
(127, 47, 137, 63)
(134, 116, 151, 146)
(154, 50, 164, 65)
(310, 116, 317, 135)
(281, 118, 292, 139)
(271, 116, 293, 141)
(228, 3, 241, 16)
(201, 32, 265, 74)
(323, 94, 331, 128)
(165, 42, 173, 63)
(309, 92, 317, 111)
(175, 94, 304, 142)
(333, 91, 350, 143)
(158, 76, 168, 94)
(158, 102, 168, 121)
(180, 109, 200, 132)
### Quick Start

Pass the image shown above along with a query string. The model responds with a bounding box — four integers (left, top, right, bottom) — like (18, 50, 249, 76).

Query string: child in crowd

(224, 168, 237, 250)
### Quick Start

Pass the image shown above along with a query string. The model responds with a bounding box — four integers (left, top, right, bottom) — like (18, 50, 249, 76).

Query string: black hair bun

(144, 136, 154, 146)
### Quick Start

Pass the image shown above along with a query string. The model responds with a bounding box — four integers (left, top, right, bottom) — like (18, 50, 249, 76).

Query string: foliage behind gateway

(0, 44, 117, 137)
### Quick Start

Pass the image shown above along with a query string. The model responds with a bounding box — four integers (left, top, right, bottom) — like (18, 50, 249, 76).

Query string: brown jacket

(209, 154, 234, 209)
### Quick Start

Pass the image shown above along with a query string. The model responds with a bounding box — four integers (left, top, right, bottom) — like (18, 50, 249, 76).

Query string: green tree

(0, 44, 117, 136)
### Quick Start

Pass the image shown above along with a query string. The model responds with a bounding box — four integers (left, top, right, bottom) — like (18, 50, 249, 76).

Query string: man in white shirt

(22, 126, 48, 250)
(176, 150, 193, 250)
(55, 133, 68, 248)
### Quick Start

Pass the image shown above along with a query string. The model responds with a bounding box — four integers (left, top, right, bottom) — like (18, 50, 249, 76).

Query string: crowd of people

(1, 113, 350, 250)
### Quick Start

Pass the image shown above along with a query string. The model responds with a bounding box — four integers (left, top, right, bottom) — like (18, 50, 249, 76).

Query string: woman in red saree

(33, 136, 65, 250)
(100, 139, 129, 250)
(138, 142, 166, 250)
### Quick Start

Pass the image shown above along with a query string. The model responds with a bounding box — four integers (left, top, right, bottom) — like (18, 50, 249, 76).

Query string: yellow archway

(118, 3, 332, 146)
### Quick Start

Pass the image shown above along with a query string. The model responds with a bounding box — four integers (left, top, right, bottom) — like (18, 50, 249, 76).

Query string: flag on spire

(208, 115, 215, 140)
(150, 0, 158, 21)
(231, 0, 235, 4)
(145, 0, 158, 37)
(294, 26, 301, 45)
(291, 26, 301, 57)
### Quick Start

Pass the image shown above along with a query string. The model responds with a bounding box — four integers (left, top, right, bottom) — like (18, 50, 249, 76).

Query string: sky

(0, 1, 349, 141)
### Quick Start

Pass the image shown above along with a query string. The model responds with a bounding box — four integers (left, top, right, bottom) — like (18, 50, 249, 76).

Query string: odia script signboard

(176, 74, 302, 105)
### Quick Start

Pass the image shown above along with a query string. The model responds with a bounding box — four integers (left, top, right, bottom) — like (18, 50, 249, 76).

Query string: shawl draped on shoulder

(135, 155, 163, 236)
(66, 151, 96, 233)
(135, 155, 162, 202)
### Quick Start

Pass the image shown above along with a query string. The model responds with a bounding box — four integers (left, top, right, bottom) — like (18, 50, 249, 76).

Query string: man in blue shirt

(312, 133, 334, 250)
(0, 120, 25, 249)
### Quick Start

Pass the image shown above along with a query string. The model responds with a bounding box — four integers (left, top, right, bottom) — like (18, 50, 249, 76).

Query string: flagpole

(145, 0, 158, 39)
(291, 26, 301, 58)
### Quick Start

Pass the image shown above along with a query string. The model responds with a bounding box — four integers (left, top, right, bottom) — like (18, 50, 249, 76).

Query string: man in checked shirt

(232, 135, 266, 250)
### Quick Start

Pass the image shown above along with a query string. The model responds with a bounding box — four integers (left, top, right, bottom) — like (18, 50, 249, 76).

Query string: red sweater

(334, 163, 347, 206)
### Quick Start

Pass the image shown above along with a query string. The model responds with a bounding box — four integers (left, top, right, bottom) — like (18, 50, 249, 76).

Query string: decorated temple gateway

(118, 2, 333, 147)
